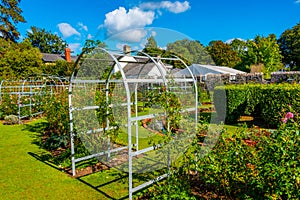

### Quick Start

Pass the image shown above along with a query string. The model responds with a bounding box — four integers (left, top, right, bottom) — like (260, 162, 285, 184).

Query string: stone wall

(205, 74, 230, 90)
(196, 71, 300, 90)
(235, 73, 264, 84)
(270, 71, 300, 83)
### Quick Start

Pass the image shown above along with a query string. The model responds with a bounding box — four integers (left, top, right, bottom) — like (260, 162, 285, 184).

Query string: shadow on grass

(22, 121, 48, 134)
(28, 151, 130, 200)
(76, 175, 129, 200)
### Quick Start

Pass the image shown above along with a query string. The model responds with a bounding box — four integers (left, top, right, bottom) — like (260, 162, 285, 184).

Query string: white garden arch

(68, 47, 198, 199)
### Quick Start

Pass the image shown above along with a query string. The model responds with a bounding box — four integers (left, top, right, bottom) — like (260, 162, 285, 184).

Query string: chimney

(123, 45, 131, 55)
(65, 48, 71, 62)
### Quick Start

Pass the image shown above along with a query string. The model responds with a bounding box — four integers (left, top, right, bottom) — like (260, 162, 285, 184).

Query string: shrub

(255, 109, 300, 199)
(191, 109, 300, 199)
(0, 94, 18, 119)
(4, 115, 19, 125)
(42, 91, 69, 137)
(136, 173, 196, 200)
(214, 83, 300, 127)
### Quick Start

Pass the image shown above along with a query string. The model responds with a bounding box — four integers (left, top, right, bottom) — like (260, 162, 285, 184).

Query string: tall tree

(229, 38, 247, 57)
(142, 38, 192, 69)
(167, 39, 214, 65)
(145, 36, 158, 49)
(0, 38, 43, 79)
(207, 40, 241, 67)
(278, 22, 300, 71)
(236, 35, 283, 77)
(0, 0, 26, 42)
(26, 26, 67, 54)
(82, 39, 107, 53)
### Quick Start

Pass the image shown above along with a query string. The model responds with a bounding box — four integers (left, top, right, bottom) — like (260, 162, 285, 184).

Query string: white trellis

(68, 47, 198, 199)
(0, 75, 68, 123)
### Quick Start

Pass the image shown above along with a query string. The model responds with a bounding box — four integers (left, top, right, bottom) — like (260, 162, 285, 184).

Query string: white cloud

(57, 23, 81, 38)
(103, 7, 155, 40)
(110, 29, 148, 43)
(225, 38, 246, 44)
(140, 1, 190, 13)
(87, 34, 93, 39)
(26, 29, 32, 34)
(68, 43, 81, 53)
(101, 1, 190, 43)
(78, 22, 88, 31)
(296, 0, 300, 3)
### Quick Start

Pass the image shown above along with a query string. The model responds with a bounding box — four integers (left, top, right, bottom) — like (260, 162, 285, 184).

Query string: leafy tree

(0, 0, 26, 42)
(82, 39, 106, 53)
(207, 40, 241, 67)
(229, 38, 247, 57)
(243, 35, 283, 77)
(42, 60, 74, 77)
(145, 36, 158, 49)
(26, 26, 67, 54)
(278, 22, 300, 70)
(167, 39, 214, 65)
(0, 38, 43, 79)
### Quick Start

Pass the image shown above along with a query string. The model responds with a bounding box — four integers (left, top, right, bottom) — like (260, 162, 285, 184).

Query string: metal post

(29, 84, 32, 120)
(68, 80, 76, 176)
(134, 83, 139, 151)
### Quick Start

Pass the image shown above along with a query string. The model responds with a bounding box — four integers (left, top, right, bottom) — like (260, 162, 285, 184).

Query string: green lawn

(0, 119, 130, 200)
(0, 117, 244, 200)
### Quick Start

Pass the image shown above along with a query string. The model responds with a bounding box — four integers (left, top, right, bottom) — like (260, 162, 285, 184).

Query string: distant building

(174, 64, 246, 80)
(41, 48, 78, 64)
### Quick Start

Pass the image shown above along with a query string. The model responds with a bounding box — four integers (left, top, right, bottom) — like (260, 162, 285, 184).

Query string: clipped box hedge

(214, 83, 300, 127)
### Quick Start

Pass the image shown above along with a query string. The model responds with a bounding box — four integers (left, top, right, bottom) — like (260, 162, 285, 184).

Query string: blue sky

(18, 0, 300, 54)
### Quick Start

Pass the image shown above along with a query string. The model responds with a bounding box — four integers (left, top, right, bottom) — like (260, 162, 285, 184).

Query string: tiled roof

(41, 53, 65, 62)
(41, 53, 78, 62)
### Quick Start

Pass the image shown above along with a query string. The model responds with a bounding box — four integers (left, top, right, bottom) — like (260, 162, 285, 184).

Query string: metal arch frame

(68, 47, 198, 200)
(0, 75, 68, 123)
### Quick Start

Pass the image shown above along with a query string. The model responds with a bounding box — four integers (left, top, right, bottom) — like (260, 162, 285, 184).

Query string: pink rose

(285, 112, 294, 119)
(282, 118, 288, 123)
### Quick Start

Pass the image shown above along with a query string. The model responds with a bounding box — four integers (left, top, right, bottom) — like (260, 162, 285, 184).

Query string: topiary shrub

(4, 115, 19, 125)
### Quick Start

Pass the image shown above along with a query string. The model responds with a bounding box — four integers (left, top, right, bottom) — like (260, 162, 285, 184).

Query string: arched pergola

(69, 47, 198, 199)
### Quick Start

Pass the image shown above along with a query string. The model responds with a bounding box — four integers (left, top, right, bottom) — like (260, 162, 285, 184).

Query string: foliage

(235, 35, 283, 77)
(207, 40, 241, 67)
(278, 22, 300, 71)
(167, 39, 214, 65)
(145, 36, 158, 49)
(42, 91, 69, 138)
(26, 26, 67, 54)
(145, 86, 182, 133)
(42, 60, 74, 77)
(137, 173, 196, 200)
(192, 109, 300, 199)
(43, 133, 69, 151)
(0, 91, 43, 120)
(214, 84, 300, 127)
(0, 38, 43, 79)
(82, 39, 106, 52)
(229, 38, 247, 57)
(0, 93, 18, 119)
(0, 0, 26, 42)
(256, 109, 300, 199)
(142, 46, 190, 69)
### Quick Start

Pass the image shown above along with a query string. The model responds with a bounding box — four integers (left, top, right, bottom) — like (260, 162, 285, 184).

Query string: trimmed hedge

(214, 83, 300, 127)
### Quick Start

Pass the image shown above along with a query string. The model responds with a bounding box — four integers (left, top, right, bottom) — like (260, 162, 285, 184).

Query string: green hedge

(214, 83, 300, 127)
